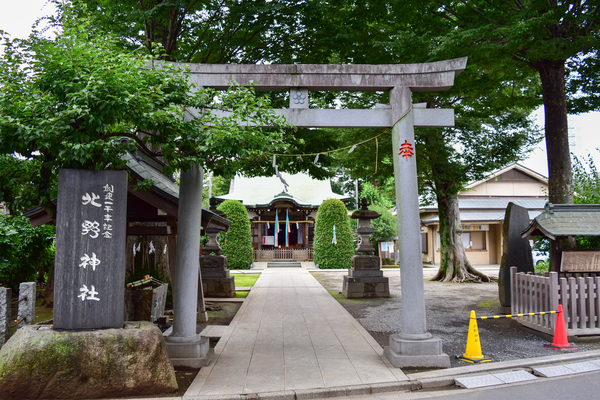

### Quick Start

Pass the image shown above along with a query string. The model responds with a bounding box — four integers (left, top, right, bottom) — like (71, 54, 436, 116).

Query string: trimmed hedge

(313, 199, 355, 269)
(217, 200, 253, 269)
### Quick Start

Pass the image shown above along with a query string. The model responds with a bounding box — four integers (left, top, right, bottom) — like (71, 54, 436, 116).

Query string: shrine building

(211, 173, 350, 261)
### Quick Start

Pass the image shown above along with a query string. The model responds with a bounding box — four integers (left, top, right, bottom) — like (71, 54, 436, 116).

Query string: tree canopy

(0, 5, 293, 219)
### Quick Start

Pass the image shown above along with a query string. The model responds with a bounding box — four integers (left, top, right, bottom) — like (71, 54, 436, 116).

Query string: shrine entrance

(172, 59, 468, 368)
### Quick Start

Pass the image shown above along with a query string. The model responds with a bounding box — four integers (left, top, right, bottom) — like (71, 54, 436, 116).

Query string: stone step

(267, 262, 302, 268)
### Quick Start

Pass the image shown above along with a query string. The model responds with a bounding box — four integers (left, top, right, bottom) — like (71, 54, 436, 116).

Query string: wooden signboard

(54, 169, 127, 330)
(561, 251, 600, 272)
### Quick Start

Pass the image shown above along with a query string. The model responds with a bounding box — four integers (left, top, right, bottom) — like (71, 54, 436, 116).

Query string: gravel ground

(312, 266, 600, 368)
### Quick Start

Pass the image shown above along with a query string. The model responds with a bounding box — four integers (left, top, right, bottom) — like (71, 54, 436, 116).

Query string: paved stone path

(186, 267, 407, 396)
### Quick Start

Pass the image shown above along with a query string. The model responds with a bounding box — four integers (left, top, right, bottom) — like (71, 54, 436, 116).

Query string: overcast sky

(1, 0, 599, 178)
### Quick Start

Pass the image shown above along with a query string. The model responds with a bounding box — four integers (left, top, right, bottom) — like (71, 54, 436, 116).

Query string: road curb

(182, 350, 600, 399)
(407, 349, 600, 389)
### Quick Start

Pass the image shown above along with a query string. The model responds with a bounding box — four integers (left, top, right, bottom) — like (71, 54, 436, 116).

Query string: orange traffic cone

(457, 310, 492, 363)
(545, 304, 577, 350)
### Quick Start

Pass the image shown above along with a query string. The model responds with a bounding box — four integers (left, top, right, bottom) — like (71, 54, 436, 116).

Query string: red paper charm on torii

(398, 140, 414, 160)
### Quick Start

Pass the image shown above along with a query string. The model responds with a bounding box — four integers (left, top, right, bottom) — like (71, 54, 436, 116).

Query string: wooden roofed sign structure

(178, 59, 468, 368)
(522, 203, 600, 273)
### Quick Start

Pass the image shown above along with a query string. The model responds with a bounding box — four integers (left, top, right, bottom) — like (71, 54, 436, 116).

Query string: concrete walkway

(186, 266, 407, 397)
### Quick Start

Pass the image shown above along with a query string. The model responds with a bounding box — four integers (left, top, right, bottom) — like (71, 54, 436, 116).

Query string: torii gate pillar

(384, 89, 451, 368)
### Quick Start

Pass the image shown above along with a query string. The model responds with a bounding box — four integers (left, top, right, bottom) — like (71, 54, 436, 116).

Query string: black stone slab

(54, 169, 127, 330)
(499, 202, 534, 308)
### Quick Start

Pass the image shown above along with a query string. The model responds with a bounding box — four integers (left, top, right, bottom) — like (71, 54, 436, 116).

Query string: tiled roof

(215, 172, 350, 208)
(422, 210, 543, 224)
(522, 204, 600, 239)
(420, 197, 547, 211)
(123, 150, 179, 200)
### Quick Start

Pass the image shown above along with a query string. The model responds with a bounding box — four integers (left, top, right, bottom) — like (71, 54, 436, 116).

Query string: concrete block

(17, 282, 35, 328)
(0, 288, 10, 347)
(454, 374, 504, 389)
(493, 370, 537, 384)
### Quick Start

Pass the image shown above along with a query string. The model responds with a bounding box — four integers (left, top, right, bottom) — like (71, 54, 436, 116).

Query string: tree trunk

(532, 58, 573, 205)
(431, 193, 492, 283)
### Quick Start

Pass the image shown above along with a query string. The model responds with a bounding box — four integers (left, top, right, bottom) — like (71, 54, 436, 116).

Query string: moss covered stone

(0, 322, 177, 399)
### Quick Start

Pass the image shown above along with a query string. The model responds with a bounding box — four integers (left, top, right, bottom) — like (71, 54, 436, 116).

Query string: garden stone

(0, 322, 177, 399)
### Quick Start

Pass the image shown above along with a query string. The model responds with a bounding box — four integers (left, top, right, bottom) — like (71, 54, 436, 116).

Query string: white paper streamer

(314, 153, 320, 163)
(348, 145, 356, 153)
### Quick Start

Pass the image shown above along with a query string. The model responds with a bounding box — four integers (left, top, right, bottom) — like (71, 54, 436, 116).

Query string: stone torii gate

(169, 58, 467, 368)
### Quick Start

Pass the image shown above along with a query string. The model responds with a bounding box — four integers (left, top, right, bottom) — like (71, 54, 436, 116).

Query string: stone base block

(202, 276, 236, 298)
(352, 255, 381, 271)
(384, 334, 450, 368)
(165, 335, 210, 359)
(0, 322, 178, 399)
(169, 348, 215, 369)
(342, 275, 390, 298)
(349, 269, 384, 278)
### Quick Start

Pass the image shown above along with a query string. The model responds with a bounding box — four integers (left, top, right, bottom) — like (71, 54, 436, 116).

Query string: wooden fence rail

(254, 248, 313, 261)
(511, 266, 600, 336)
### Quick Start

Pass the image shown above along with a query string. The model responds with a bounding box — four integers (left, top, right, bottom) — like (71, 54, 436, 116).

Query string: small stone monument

(342, 198, 390, 298)
(498, 202, 534, 312)
(200, 226, 235, 298)
(0, 287, 10, 347)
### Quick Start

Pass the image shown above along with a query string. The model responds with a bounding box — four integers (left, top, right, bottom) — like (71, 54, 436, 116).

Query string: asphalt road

(338, 370, 600, 399)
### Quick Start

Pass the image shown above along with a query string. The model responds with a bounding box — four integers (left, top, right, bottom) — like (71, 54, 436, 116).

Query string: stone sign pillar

(384, 88, 451, 368)
(342, 199, 390, 298)
(200, 226, 236, 298)
(54, 169, 127, 330)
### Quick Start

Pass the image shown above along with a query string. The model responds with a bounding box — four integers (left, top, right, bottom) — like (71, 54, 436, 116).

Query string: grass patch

(233, 291, 249, 298)
(477, 298, 501, 308)
(233, 273, 261, 287)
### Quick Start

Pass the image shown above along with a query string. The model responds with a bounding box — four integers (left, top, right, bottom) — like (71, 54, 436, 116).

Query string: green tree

(76, 0, 313, 63)
(0, 215, 55, 290)
(431, 1, 600, 205)
(313, 199, 354, 269)
(572, 151, 600, 250)
(0, 4, 292, 221)
(217, 200, 253, 269)
(290, 1, 543, 282)
(572, 151, 600, 205)
(360, 182, 397, 247)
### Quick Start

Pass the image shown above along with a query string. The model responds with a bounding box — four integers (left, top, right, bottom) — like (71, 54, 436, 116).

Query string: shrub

(217, 200, 253, 269)
(313, 199, 355, 269)
(0, 214, 55, 290)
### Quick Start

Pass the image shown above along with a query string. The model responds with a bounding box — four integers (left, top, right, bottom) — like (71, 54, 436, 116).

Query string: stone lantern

(199, 225, 236, 298)
(342, 198, 390, 298)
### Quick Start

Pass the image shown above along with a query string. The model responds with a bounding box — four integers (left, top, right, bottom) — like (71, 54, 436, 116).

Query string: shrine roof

(421, 210, 543, 224)
(521, 203, 600, 240)
(214, 173, 350, 209)
(419, 197, 547, 212)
